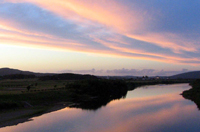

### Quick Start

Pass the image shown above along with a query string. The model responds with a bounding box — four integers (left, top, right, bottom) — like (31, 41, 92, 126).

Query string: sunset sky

(0, 0, 200, 76)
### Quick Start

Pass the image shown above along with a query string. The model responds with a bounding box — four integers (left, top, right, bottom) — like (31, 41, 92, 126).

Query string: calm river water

(1, 83, 200, 132)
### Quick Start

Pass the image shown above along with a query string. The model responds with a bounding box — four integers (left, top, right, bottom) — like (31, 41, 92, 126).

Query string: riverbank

(0, 79, 192, 128)
(0, 79, 128, 127)
(0, 103, 73, 128)
(181, 79, 200, 109)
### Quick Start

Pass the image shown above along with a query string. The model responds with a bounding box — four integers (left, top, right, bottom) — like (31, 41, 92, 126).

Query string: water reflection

(1, 84, 200, 132)
(126, 83, 190, 99)
(69, 87, 127, 110)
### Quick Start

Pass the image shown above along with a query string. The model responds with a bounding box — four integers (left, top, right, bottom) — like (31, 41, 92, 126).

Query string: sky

(0, 0, 200, 76)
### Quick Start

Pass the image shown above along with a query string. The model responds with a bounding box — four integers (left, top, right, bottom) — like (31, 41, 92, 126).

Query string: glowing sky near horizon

(0, 0, 200, 76)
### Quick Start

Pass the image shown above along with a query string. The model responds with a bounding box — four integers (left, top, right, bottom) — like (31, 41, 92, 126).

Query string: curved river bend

(1, 83, 200, 132)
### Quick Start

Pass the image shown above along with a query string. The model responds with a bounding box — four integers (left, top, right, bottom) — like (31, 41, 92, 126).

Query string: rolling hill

(0, 68, 36, 76)
(170, 71, 200, 79)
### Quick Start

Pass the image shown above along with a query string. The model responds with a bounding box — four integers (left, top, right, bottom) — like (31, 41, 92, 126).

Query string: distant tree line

(39, 73, 98, 81)
(67, 79, 128, 110)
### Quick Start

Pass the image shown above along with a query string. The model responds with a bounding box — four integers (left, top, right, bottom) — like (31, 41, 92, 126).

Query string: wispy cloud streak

(1, 0, 200, 65)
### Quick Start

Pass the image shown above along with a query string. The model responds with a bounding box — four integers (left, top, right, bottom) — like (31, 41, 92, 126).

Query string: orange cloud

(126, 33, 198, 53)
(90, 37, 200, 64)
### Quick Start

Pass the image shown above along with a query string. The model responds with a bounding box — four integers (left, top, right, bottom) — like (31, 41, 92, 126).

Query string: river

(1, 83, 200, 132)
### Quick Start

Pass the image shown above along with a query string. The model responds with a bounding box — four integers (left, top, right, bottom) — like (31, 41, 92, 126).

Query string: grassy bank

(0, 78, 192, 127)
(0, 79, 128, 111)
(181, 79, 200, 110)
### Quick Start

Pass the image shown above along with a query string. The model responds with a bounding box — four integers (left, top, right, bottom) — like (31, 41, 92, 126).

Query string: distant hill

(0, 68, 35, 76)
(0, 68, 97, 80)
(0, 67, 56, 77)
(170, 71, 200, 79)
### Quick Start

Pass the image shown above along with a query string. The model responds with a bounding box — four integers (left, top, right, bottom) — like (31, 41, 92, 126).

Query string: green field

(0, 79, 76, 113)
(0, 79, 73, 94)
